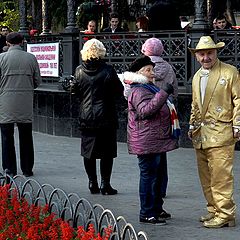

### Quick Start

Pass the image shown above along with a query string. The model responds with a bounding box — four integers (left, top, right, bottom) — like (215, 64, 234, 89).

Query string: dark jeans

(138, 153, 164, 218)
(160, 152, 168, 196)
(0, 123, 34, 175)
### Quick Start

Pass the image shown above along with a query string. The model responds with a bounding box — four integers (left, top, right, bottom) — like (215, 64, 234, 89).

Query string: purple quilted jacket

(124, 72, 179, 155)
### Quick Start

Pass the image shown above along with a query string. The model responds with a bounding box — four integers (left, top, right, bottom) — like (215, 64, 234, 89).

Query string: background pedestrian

(0, 32, 41, 177)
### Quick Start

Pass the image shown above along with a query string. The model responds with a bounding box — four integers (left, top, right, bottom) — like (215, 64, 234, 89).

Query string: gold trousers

(196, 144, 236, 219)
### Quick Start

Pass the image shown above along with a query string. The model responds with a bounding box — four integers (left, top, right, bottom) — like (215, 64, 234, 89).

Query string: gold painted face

(195, 49, 217, 70)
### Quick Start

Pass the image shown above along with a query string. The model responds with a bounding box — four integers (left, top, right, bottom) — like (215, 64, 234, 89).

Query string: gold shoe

(199, 213, 215, 222)
(203, 217, 235, 228)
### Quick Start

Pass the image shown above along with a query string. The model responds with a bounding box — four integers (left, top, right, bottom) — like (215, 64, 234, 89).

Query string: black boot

(84, 157, 100, 194)
(100, 157, 117, 195)
(89, 180, 100, 194)
(100, 180, 118, 195)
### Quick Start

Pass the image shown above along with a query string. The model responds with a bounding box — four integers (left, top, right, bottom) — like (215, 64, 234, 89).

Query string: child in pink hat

(141, 37, 164, 56)
(141, 37, 178, 198)
(141, 37, 178, 102)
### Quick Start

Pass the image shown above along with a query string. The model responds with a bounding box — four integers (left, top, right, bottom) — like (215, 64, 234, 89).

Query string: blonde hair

(80, 38, 106, 61)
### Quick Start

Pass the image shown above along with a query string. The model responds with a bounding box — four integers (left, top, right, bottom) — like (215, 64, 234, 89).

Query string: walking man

(0, 32, 41, 177)
(188, 36, 240, 228)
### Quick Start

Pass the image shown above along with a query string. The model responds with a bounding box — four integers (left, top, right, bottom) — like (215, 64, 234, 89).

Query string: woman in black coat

(74, 38, 123, 195)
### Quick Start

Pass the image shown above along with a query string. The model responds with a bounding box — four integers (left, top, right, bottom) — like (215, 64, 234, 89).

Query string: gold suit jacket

(189, 59, 240, 149)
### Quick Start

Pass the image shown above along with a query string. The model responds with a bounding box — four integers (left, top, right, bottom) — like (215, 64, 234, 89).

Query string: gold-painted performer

(188, 36, 240, 228)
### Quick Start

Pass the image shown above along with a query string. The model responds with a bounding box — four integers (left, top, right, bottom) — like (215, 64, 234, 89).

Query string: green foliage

(76, 0, 101, 30)
(0, 9, 19, 31)
(49, 0, 68, 32)
(0, 0, 19, 31)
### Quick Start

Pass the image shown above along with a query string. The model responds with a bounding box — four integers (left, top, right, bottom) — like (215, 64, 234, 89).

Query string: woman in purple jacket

(141, 37, 178, 198)
(124, 56, 179, 225)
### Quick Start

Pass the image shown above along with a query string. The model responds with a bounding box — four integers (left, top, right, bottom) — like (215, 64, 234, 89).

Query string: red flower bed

(0, 185, 112, 240)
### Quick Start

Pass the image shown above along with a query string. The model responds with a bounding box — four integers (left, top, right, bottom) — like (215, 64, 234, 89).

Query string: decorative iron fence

(0, 173, 148, 240)
(22, 30, 240, 91)
(213, 30, 240, 69)
(79, 31, 189, 87)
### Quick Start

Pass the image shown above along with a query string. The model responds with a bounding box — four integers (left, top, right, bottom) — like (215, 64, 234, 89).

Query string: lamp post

(192, 0, 209, 30)
(19, 0, 29, 35)
(189, 0, 210, 91)
(41, 0, 51, 35)
(65, 0, 79, 33)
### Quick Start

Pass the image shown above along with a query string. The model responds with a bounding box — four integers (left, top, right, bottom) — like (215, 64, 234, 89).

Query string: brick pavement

(1, 132, 240, 239)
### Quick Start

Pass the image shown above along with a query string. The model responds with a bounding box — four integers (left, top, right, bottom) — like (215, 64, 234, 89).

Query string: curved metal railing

(0, 173, 148, 240)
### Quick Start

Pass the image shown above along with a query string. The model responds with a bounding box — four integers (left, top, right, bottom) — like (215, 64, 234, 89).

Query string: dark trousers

(160, 152, 168, 196)
(0, 123, 34, 175)
(138, 153, 164, 218)
(83, 156, 114, 183)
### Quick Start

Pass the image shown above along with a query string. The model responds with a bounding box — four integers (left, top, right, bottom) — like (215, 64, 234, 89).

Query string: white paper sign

(27, 42, 59, 77)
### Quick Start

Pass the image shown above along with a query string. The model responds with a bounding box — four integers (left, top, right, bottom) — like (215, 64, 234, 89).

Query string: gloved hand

(162, 83, 174, 95)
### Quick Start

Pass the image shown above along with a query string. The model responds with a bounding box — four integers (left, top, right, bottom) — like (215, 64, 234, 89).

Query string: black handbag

(60, 75, 77, 93)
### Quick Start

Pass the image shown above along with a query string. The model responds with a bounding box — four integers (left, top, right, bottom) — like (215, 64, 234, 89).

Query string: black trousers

(0, 123, 34, 175)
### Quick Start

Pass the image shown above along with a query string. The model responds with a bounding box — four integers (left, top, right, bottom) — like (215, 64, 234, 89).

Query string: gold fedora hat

(189, 36, 225, 54)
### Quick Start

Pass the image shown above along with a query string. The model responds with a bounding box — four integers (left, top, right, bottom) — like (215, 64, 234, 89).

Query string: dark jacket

(0, 35, 6, 53)
(102, 26, 124, 33)
(74, 59, 123, 130)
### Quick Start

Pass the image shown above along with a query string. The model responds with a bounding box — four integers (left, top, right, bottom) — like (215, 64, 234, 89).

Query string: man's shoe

(158, 210, 171, 220)
(140, 217, 167, 225)
(199, 212, 215, 222)
(23, 172, 33, 177)
(203, 217, 235, 228)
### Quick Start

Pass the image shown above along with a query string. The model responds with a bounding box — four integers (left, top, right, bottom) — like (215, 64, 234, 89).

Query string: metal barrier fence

(0, 173, 148, 240)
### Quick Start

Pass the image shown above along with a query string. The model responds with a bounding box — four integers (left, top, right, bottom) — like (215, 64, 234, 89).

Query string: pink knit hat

(141, 37, 164, 56)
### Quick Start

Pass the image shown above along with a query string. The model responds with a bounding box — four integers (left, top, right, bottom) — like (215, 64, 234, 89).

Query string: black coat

(0, 35, 6, 53)
(102, 26, 124, 33)
(74, 59, 124, 158)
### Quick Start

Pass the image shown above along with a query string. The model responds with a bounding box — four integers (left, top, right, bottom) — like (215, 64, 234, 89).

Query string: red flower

(0, 184, 112, 240)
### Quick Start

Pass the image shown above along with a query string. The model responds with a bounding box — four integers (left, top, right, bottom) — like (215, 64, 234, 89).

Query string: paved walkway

(1, 132, 240, 239)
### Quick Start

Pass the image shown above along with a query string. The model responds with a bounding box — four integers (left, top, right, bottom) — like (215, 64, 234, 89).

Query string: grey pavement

(1, 131, 240, 239)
